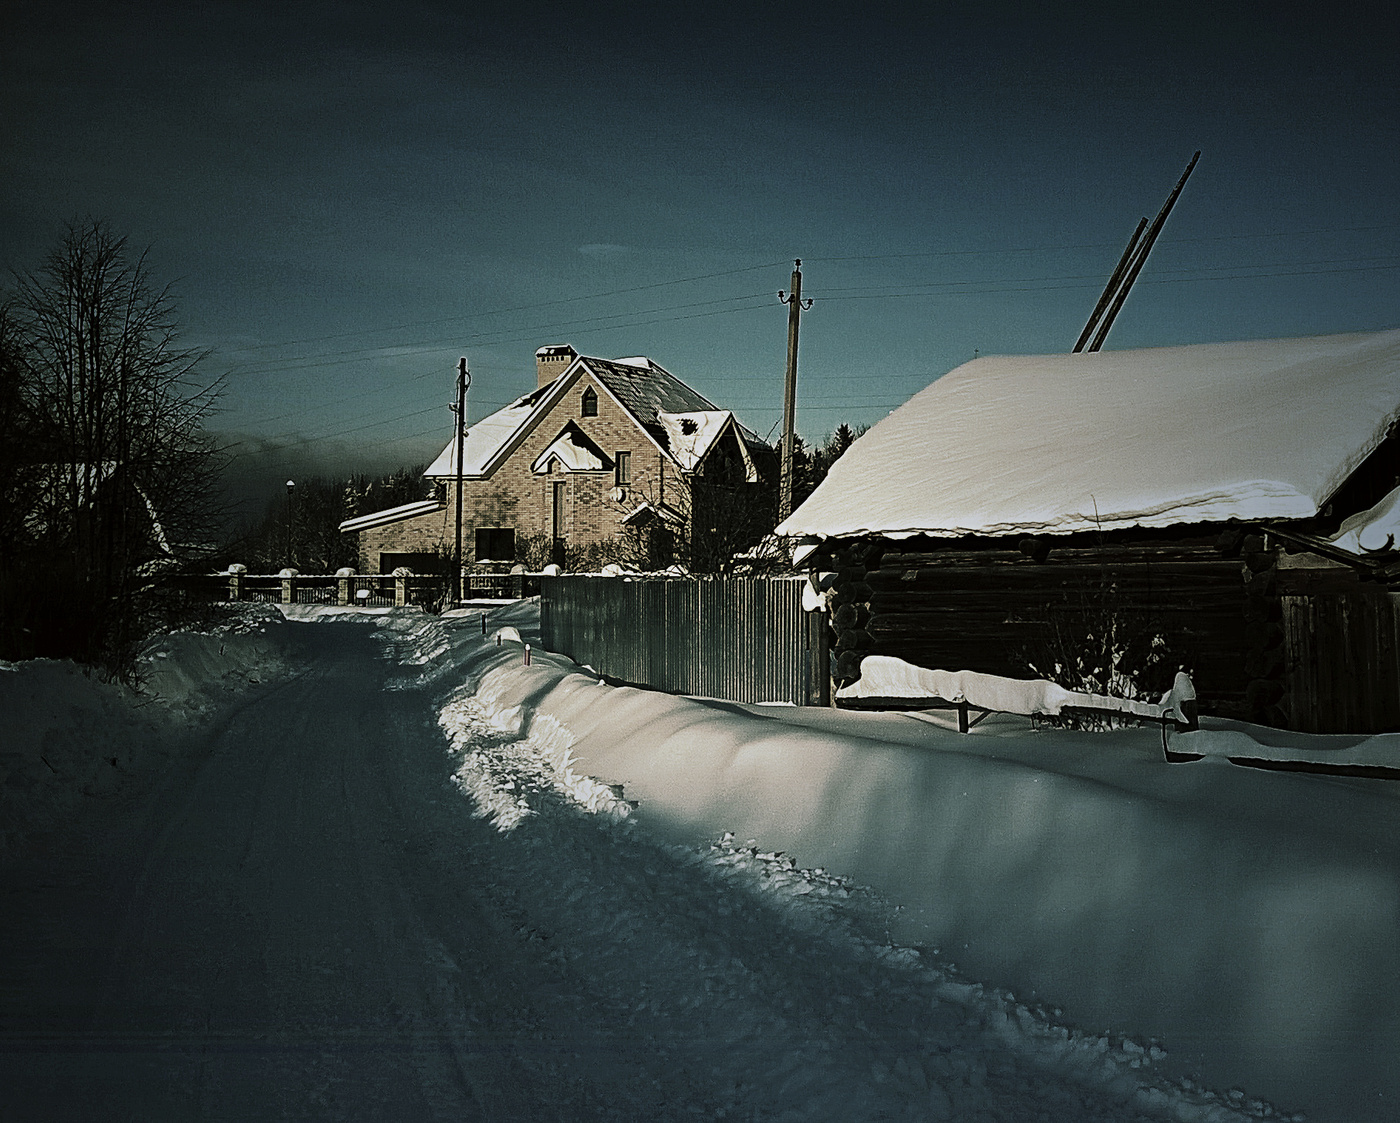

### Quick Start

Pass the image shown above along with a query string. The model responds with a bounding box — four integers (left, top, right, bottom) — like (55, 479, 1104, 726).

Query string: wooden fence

(540, 576, 829, 707)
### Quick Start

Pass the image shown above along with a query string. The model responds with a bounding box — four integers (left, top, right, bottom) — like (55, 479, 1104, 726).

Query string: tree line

(232, 467, 433, 574)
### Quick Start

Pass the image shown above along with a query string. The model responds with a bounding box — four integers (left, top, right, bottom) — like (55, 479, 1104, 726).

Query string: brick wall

(355, 369, 689, 572)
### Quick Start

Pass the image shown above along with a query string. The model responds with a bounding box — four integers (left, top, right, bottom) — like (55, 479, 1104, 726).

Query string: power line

(218, 259, 791, 355)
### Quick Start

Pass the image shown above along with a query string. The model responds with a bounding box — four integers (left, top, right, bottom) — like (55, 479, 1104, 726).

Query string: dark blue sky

(4, 2, 1398, 512)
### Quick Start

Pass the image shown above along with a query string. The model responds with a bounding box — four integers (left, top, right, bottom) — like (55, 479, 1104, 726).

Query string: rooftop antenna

(1075, 151, 1200, 353)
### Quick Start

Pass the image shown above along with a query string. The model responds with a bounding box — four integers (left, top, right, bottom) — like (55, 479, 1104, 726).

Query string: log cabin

(778, 329, 1400, 733)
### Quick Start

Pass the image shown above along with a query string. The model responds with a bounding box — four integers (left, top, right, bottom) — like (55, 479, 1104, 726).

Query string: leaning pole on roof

(777, 259, 813, 522)
(1075, 151, 1200, 353)
(453, 356, 470, 604)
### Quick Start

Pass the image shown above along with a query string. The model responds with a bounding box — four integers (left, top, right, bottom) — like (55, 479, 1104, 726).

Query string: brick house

(340, 345, 772, 574)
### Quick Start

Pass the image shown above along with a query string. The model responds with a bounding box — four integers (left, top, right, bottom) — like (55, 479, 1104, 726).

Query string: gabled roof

(656, 410, 760, 481)
(425, 352, 764, 480)
(530, 422, 611, 474)
(778, 328, 1400, 542)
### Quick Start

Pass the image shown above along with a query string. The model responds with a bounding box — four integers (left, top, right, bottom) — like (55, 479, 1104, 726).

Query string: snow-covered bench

(836, 657, 1198, 734)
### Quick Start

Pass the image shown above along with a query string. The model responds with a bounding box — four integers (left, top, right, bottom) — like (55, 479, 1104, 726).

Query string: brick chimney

(535, 344, 578, 388)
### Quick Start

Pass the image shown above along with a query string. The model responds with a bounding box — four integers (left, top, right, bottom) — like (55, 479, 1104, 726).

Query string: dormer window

(581, 387, 598, 417)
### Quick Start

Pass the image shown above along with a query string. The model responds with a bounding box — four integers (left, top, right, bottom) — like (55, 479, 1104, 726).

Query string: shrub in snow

(1022, 581, 1175, 730)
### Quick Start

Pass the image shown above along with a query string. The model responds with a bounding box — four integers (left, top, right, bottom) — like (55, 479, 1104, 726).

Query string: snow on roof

(338, 497, 444, 534)
(424, 391, 544, 478)
(620, 500, 685, 527)
(779, 328, 1400, 541)
(530, 424, 610, 474)
(655, 410, 734, 471)
(1330, 483, 1400, 555)
(422, 353, 765, 483)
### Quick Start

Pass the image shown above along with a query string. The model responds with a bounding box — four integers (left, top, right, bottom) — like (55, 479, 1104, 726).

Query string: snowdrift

(436, 612, 1400, 1123)
(0, 605, 291, 856)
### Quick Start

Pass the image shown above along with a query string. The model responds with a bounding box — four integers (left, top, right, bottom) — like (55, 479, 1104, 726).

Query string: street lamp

(285, 479, 295, 568)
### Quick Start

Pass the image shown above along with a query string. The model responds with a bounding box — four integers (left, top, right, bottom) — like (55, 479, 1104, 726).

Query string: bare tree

(2, 220, 223, 675)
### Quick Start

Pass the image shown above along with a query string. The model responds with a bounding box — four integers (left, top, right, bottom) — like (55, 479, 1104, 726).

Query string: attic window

(680, 418, 698, 435)
(581, 387, 598, 417)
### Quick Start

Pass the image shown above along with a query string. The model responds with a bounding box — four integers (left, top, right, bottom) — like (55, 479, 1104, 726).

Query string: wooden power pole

(453, 357, 470, 605)
(777, 259, 813, 523)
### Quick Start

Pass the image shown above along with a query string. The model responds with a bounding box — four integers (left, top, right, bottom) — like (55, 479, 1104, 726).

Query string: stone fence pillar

(335, 567, 355, 606)
(227, 563, 246, 602)
(392, 566, 412, 608)
(279, 567, 298, 605)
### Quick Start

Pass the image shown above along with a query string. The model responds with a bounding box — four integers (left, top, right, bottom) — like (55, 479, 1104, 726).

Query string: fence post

(393, 567, 411, 607)
(335, 568, 355, 606)
(228, 563, 246, 602)
(279, 567, 298, 605)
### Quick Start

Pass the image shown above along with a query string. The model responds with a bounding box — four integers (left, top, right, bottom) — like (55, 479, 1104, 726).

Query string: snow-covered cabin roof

(425, 354, 763, 479)
(778, 328, 1400, 542)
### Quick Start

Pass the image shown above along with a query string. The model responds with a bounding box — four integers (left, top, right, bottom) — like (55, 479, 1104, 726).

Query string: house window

(615, 450, 631, 486)
(581, 387, 598, 417)
(475, 527, 516, 562)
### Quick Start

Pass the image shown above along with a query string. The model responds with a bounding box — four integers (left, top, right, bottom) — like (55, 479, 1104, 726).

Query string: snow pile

(0, 603, 293, 856)
(778, 328, 1400, 540)
(358, 602, 1399, 1123)
(418, 644, 1281, 1123)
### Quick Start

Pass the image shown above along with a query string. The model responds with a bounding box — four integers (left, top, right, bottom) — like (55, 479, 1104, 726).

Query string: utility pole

(452, 357, 470, 605)
(777, 259, 813, 523)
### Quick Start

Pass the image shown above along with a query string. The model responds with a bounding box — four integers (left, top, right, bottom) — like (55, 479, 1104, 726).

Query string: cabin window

(474, 527, 516, 562)
(615, 450, 631, 486)
(581, 387, 598, 417)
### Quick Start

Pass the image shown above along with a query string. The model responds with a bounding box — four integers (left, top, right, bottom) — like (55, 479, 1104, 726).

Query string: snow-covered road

(0, 612, 1283, 1121)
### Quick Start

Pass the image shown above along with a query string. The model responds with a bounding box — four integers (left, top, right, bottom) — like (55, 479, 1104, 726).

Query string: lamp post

(285, 479, 295, 568)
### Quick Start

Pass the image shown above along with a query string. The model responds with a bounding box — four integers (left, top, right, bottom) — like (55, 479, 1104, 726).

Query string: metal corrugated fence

(541, 576, 829, 706)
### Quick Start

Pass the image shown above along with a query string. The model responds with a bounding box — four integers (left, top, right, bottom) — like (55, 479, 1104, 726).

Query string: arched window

(581, 387, 598, 417)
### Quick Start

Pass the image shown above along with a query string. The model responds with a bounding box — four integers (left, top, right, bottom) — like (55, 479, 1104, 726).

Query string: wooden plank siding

(540, 577, 829, 706)
(1282, 588, 1400, 734)
(862, 538, 1253, 718)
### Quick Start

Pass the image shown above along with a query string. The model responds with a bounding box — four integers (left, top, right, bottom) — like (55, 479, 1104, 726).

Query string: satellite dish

(609, 486, 627, 502)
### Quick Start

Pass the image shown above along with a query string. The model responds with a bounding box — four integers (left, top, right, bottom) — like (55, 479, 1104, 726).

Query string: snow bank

(779, 328, 1400, 540)
(380, 606, 1400, 1123)
(411, 635, 1281, 1123)
(0, 604, 293, 856)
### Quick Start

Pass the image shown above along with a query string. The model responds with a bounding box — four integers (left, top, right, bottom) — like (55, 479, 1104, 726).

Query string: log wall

(854, 535, 1252, 718)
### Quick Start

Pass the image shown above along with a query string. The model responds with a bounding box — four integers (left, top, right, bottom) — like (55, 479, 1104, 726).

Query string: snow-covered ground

(4, 602, 1398, 1121)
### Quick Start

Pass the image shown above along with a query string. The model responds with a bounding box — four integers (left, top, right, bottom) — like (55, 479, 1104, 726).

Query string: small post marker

(524, 644, 532, 666)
